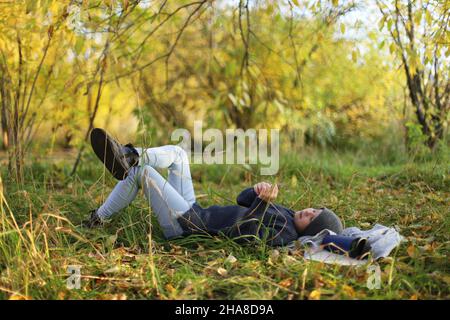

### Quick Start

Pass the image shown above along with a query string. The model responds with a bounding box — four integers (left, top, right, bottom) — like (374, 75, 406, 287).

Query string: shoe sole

(90, 128, 127, 180)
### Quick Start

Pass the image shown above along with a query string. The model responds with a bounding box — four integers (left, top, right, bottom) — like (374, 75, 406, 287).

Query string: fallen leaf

(271, 249, 280, 261)
(166, 268, 175, 277)
(104, 266, 121, 274)
(57, 291, 66, 300)
(283, 255, 297, 264)
(225, 254, 237, 264)
(309, 289, 321, 300)
(98, 293, 127, 300)
(165, 283, 176, 293)
(9, 294, 31, 300)
(407, 244, 416, 258)
(279, 278, 293, 288)
(342, 284, 355, 298)
(360, 222, 371, 228)
(217, 267, 228, 277)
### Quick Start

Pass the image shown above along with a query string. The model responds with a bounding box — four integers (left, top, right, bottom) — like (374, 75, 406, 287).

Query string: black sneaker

(349, 238, 372, 259)
(90, 128, 139, 180)
(82, 209, 104, 228)
(358, 241, 372, 260)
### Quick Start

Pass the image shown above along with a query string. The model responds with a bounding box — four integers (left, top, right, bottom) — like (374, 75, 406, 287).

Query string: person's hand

(255, 182, 278, 202)
(254, 182, 272, 195)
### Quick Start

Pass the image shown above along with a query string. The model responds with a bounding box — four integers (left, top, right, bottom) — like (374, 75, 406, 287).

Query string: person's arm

(231, 195, 298, 246)
(237, 182, 278, 208)
(243, 183, 279, 219)
(236, 187, 258, 207)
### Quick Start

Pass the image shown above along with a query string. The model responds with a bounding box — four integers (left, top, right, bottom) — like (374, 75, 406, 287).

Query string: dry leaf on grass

(278, 278, 293, 288)
(165, 283, 176, 293)
(9, 294, 31, 300)
(342, 284, 355, 298)
(97, 293, 127, 300)
(309, 289, 321, 300)
(225, 254, 237, 264)
(104, 266, 121, 274)
(407, 244, 416, 258)
(217, 267, 228, 277)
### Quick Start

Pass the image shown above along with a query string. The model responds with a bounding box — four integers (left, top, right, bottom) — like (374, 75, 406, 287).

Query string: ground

(0, 149, 448, 299)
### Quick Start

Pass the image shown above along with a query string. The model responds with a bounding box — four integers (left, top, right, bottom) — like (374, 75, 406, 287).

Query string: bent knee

(171, 145, 187, 155)
(170, 145, 189, 161)
(132, 165, 154, 187)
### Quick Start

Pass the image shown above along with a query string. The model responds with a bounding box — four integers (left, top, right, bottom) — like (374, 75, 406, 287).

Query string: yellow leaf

(414, 11, 422, 25)
(225, 254, 237, 264)
(270, 249, 280, 263)
(332, 0, 339, 7)
(98, 293, 127, 300)
(25, 0, 37, 14)
(165, 283, 176, 293)
(425, 10, 432, 26)
(309, 289, 321, 300)
(379, 16, 387, 31)
(217, 267, 228, 276)
(104, 266, 121, 274)
(407, 244, 416, 257)
(389, 42, 396, 54)
(340, 23, 345, 34)
(317, 31, 324, 42)
(342, 284, 355, 297)
(360, 222, 370, 228)
(279, 278, 293, 288)
(9, 294, 31, 300)
(352, 50, 357, 62)
(290, 175, 298, 188)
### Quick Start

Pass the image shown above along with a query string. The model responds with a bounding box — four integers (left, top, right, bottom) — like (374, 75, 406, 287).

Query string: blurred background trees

(0, 0, 448, 181)
(378, 0, 449, 149)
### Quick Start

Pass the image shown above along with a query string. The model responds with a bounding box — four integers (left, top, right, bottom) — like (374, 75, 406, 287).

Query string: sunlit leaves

(425, 10, 432, 26)
(413, 10, 422, 26)
(25, 0, 37, 14)
(74, 37, 85, 55)
(389, 42, 396, 54)
(378, 15, 387, 31)
(351, 49, 358, 62)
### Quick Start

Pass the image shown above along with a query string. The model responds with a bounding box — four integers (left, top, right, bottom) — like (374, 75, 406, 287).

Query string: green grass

(0, 149, 448, 300)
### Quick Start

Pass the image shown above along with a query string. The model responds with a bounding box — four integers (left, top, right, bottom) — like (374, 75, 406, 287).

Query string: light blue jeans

(96, 145, 196, 239)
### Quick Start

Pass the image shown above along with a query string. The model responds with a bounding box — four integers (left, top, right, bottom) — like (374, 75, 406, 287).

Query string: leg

(134, 145, 196, 205)
(97, 166, 140, 219)
(139, 165, 190, 239)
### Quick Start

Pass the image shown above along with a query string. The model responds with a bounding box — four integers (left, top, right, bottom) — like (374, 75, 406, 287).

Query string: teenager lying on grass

(83, 128, 370, 258)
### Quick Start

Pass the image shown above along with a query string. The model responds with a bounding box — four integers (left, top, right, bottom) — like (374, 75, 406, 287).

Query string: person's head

(294, 207, 343, 236)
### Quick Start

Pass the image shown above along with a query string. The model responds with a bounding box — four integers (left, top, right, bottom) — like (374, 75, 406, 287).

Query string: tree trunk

(1, 99, 9, 150)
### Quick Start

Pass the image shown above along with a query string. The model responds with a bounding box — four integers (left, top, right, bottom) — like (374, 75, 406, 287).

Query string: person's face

(294, 208, 322, 233)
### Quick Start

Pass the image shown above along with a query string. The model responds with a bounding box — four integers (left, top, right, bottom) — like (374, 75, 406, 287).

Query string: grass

(0, 148, 449, 300)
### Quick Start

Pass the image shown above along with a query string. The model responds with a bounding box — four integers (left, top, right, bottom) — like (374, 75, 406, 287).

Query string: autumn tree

(377, 0, 449, 149)
(0, 0, 75, 182)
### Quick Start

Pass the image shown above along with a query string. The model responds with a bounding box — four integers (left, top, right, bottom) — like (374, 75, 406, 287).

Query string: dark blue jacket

(177, 187, 299, 246)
